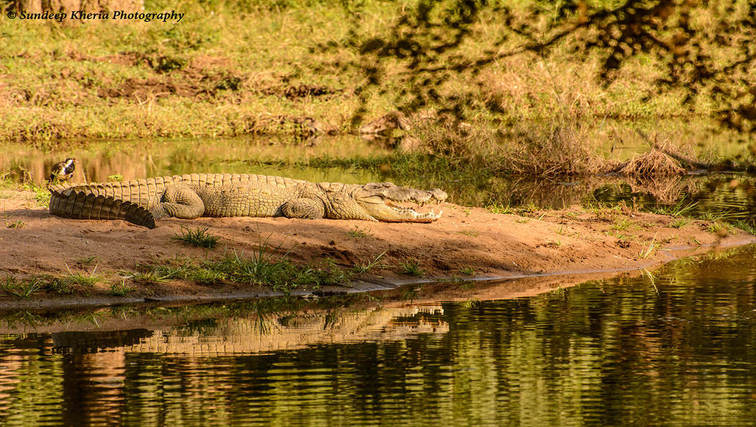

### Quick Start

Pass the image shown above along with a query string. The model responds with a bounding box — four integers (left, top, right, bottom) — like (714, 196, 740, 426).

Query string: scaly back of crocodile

(50, 174, 308, 205)
(49, 173, 310, 228)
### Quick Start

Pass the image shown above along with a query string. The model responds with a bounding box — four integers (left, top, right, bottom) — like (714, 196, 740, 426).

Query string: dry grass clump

(498, 125, 602, 177)
(412, 118, 606, 178)
(415, 118, 491, 161)
(614, 149, 686, 177)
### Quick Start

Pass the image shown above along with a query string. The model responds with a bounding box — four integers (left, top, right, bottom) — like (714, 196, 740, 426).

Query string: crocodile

(48, 173, 447, 229)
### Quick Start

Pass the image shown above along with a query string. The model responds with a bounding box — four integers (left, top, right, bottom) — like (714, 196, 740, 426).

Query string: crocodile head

(323, 182, 447, 222)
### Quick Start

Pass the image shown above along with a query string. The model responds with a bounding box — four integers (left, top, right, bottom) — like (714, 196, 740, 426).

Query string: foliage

(146, 249, 353, 292)
(337, 0, 754, 135)
(1, 270, 99, 298)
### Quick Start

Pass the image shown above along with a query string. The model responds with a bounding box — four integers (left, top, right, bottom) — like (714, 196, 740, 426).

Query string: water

(1, 136, 754, 424)
(0, 245, 753, 425)
(1, 137, 754, 228)
(0, 137, 389, 185)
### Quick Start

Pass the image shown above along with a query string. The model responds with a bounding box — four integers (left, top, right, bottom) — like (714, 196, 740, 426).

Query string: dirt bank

(1, 188, 754, 307)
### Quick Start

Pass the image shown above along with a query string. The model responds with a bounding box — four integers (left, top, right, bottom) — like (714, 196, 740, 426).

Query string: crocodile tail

(47, 183, 69, 193)
(49, 190, 155, 229)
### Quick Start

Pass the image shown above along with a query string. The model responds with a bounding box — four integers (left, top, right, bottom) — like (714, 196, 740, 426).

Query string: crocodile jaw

(353, 183, 447, 222)
(362, 203, 443, 222)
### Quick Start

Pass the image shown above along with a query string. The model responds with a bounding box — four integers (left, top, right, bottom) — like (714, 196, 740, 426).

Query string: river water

(1, 137, 755, 424)
(0, 244, 753, 425)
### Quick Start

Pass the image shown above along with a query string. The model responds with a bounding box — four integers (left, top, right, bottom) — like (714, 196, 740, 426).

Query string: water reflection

(0, 245, 753, 425)
(2, 137, 753, 228)
(0, 136, 389, 185)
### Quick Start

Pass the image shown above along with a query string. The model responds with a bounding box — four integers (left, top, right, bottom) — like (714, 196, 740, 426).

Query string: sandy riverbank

(1, 188, 754, 308)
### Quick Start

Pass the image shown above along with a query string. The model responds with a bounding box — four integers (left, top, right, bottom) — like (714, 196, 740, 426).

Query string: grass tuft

(347, 226, 371, 239)
(1, 276, 43, 298)
(353, 251, 386, 274)
(731, 220, 756, 235)
(614, 149, 686, 177)
(649, 197, 699, 217)
(459, 266, 475, 276)
(486, 202, 512, 215)
(5, 220, 24, 229)
(173, 227, 220, 249)
(670, 218, 689, 229)
(399, 259, 424, 276)
(639, 237, 658, 259)
(1, 269, 99, 298)
(144, 248, 353, 293)
(109, 282, 134, 296)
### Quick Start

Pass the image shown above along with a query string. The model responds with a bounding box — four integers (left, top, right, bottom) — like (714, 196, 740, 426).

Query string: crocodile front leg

(151, 185, 205, 219)
(281, 198, 325, 219)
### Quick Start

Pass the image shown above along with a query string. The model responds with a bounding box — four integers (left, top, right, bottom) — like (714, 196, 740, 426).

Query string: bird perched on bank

(48, 158, 76, 183)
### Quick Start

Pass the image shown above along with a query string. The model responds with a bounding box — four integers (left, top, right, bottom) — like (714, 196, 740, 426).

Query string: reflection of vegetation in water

(0, 296, 303, 331)
(0, 136, 753, 231)
(0, 335, 66, 425)
(0, 246, 753, 425)
(588, 175, 756, 231)
(0, 136, 389, 185)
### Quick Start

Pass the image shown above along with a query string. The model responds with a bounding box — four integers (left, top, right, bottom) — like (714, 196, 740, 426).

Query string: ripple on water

(0, 246, 754, 425)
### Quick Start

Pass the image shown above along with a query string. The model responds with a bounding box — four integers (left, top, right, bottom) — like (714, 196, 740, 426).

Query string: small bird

(48, 158, 76, 183)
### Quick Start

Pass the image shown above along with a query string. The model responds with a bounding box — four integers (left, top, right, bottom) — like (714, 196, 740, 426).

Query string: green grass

(649, 198, 699, 217)
(353, 251, 386, 274)
(731, 220, 756, 235)
(143, 249, 353, 293)
(459, 266, 475, 276)
(5, 220, 24, 229)
(399, 259, 424, 277)
(639, 237, 658, 259)
(1, 277, 43, 298)
(48, 271, 100, 294)
(1, 269, 99, 298)
(122, 270, 168, 285)
(670, 218, 689, 229)
(76, 255, 98, 266)
(109, 282, 135, 296)
(347, 226, 371, 239)
(648, 200, 754, 236)
(20, 183, 51, 207)
(486, 203, 513, 215)
(173, 227, 220, 249)
(0, 0, 750, 171)
(611, 218, 633, 231)
(706, 222, 731, 235)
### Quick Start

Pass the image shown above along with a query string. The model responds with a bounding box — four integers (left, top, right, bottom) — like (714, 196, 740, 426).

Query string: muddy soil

(1, 189, 754, 306)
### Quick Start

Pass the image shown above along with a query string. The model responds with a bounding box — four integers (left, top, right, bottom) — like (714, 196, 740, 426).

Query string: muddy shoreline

(1, 189, 754, 311)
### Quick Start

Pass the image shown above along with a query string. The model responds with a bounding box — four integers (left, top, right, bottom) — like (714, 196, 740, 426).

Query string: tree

(341, 0, 754, 137)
